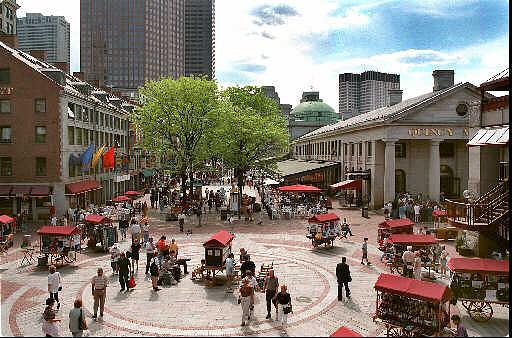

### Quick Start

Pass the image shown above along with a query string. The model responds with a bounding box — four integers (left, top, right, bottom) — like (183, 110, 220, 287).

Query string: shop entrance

(440, 165, 454, 197)
(395, 169, 406, 194)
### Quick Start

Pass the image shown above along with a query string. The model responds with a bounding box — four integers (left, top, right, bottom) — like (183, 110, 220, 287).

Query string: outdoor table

(20, 247, 36, 266)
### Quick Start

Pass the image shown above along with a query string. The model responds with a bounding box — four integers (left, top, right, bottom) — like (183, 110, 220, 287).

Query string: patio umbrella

(125, 190, 142, 196)
(278, 184, 321, 193)
(111, 196, 131, 203)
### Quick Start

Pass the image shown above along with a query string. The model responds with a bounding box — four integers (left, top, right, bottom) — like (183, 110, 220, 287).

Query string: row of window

(68, 102, 128, 131)
(67, 126, 127, 148)
(0, 157, 47, 176)
(0, 126, 47, 143)
(0, 98, 47, 113)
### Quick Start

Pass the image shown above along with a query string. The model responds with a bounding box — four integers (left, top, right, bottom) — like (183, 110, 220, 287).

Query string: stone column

(429, 140, 442, 200)
(383, 139, 398, 203)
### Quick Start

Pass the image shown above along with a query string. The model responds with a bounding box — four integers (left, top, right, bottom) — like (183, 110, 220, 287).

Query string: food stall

(83, 214, 117, 252)
(306, 213, 341, 248)
(0, 214, 15, 242)
(374, 273, 452, 337)
(330, 326, 362, 337)
(377, 218, 414, 251)
(386, 234, 438, 276)
(448, 257, 509, 322)
(202, 230, 234, 280)
(37, 225, 80, 266)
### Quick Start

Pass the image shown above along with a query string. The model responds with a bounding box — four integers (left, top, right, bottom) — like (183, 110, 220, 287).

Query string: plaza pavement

(0, 187, 509, 337)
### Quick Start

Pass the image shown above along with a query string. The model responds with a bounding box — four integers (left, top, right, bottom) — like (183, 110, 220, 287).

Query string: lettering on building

(408, 127, 469, 137)
(0, 87, 13, 95)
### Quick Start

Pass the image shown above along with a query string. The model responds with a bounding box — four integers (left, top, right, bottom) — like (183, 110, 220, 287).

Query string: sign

(0, 87, 13, 95)
(114, 174, 130, 183)
(408, 127, 469, 137)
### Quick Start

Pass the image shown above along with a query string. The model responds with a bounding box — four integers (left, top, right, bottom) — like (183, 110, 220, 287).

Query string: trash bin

(221, 208, 229, 221)
(362, 207, 369, 218)
(38, 255, 48, 267)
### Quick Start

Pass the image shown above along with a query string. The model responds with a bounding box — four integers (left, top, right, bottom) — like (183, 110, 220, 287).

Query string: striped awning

(468, 126, 509, 146)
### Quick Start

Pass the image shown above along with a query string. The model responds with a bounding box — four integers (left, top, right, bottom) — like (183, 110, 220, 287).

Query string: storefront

(0, 185, 52, 221)
(65, 180, 102, 210)
(275, 159, 340, 190)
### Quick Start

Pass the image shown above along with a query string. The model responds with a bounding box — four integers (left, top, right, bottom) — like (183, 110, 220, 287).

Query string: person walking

(149, 251, 161, 291)
(402, 246, 415, 278)
(439, 246, 449, 277)
(239, 279, 253, 326)
(119, 215, 128, 241)
(47, 265, 62, 310)
(414, 203, 421, 223)
(130, 239, 141, 271)
(68, 298, 87, 337)
(142, 220, 150, 245)
(169, 238, 178, 258)
(144, 237, 156, 276)
(413, 251, 423, 280)
(196, 202, 203, 227)
(91, 268, 108, 319)
(130, 219, 141, 243)
(263, 269, 279, 319)
(276, 285, 292, 329)
(361, 238, 370, 265)
(117, 252, 131, 292)
(42, 298, 61, 337)
(336, 257, 351, 301)
(110, 243, 120, 275)
(341, 218, 353, 238)
(225, 253, 235, 292)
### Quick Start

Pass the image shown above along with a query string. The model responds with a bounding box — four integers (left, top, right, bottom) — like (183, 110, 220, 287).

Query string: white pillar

(429, 140, 442, 200)
(383, 139, 397, 203)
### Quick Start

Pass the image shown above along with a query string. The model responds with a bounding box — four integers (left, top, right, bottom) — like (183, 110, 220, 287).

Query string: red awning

(0, 185, 12, 196)
(65, 180, 102, 195)
(0, 215, 14, 224)
(330, 180, 362, 190)
(388, 234, 437, 245)
(330, 326, 362, 337)
(11, 186, 32, 195)
(203, 230, 234, 248)
(374, 273, 452, 303)
(37, 226, 80, 236)
(278, 184, 321, 193)
(84, 214, 110, 224)
(124, 190, 142, 196)
(111, 196, 131, 203)
(30, 185, 51, 197)
(378, 218, 415, 229)
(308, 213, 340, 223)
(447, 258, 509, 274)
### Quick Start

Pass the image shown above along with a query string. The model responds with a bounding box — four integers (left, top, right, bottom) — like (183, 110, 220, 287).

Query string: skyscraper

(339, 71, 400, 120)
(184, 0, 215, 79)
(80, 0, 185, 96)
(17, 13, 70, 64)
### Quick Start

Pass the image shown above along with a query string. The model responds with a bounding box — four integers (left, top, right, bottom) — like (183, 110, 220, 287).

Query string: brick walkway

(0, 190, 508, 336)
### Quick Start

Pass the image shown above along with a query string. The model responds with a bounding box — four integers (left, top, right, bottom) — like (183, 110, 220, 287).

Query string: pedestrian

(117, 252, 131, 292)
(51, 215, 57, 226)
(276, 285, 292, 329)
(225, 253, 234, 292)
(196, 202, 203, 227)
(414, 203, 421, 223)
(142, 219, 150, 245)
(47, 265, 61, 310)
(131, 239, 141, 271)
(243, 270, 259, 315)
(169, 238, 178, 258)
(130, 218, 141, 242)
(42, 298, 61, 337)
(336, 257, 351, 301)
(156, 235, 167, 264)
(68, 298, 87, 337)
(402, 246, 415, 278)
(263, 269, 279, 319)
(413, 251, 422, 280)
(142, 201, 148, 217)
(110, 243, 120, 275)
(91, 268, 108, 319)
(178, 211, 185, 232)
(144, 237, 156, 276)
(341, 218, 353, 238)
(451, 314, 468, 337)
(239, 279, 253, 326)
(240, 255, 256, 278)
(119, 215, 128, 241)
(149, 251, 161, 291)
(361, 238, 370, 265)
(439, 246, 449, 277)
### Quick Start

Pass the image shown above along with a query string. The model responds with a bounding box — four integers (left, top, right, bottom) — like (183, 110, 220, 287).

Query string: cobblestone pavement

(0, 190, 509, 336)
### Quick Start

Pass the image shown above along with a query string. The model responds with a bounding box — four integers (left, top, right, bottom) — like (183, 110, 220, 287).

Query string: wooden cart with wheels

(377, 218, 414, 251)
(373, 273, 453, 337)
(37, 226, 81, 267)
(83, 214, 118, 252)
(201, 230, 234, 286)
(448, 257, 509, 322)
(306, 213, 341, 249)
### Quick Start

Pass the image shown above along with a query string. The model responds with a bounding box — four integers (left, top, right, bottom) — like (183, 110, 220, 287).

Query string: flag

(91, 144, 106, 168)
(102, 146, 115, 169)
(69, 153, 81, 166)
(80, 144, 95, 172)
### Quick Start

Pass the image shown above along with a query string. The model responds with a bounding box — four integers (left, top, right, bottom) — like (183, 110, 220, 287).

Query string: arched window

(395, 169, 406, 193)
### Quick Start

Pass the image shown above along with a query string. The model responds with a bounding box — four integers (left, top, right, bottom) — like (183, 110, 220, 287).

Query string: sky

(17, 0, 509, 114)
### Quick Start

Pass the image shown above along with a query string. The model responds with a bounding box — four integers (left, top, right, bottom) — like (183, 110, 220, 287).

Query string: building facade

(339, 71, 400, 120)
(0, 0, 19, 35)
(184, 0, 215, 79)
(80, 0, 185, 97)
(0, 41, 142, 220)
(295, 70, 481, 209)
(17, 13, 70, 64)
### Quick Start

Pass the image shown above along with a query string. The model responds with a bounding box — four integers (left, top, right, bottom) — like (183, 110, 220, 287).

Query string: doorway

(440, 165, 453, 196)
(395, 169, 406, 194)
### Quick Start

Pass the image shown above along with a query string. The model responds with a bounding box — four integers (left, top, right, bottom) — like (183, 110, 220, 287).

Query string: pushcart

(374, 273, 452, 337)
(82, 214, 118, 252)
(377, 218, 414, 251)
(386, 234, 438, 277)
(200, 230, 234, 285)
(37, 226, 80, 266)
(448, 257, 509, 322)
(306, 213, 341, 248)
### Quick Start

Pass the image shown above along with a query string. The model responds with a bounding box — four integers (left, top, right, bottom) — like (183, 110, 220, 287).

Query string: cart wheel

(467, 301, 493, 322)
(461, 300, 471, 311)
(63, 254, 73, 263)
(387, 327, 402, 337)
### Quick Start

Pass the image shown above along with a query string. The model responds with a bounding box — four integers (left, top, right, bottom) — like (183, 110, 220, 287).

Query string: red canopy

(203, 230, 234, 248)
(278, 184, 321, 193)
(388, 234, 437, 245)
(308, 213, 340, 223)
(125, 190, 142, 196)
(432, 210, 447, 217)
(330, 180, 362, 191)
(330, 326, 362, 337)
(37, 226, 80, 236)
(65, 180, 102, 195)
(111, 196, 131, 203)
(448, 258, 509, 274)
(379, 218, 415, 229)
(84, 214, 110, 224)
(0, 215, 14, 224)
(374, 273, 452, 303)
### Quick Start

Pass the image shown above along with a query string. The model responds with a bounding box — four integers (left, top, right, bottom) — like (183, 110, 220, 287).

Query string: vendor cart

(0, 214, 15, 248)
(448, 257, 509, 322)
(306, 213, 341, 248)
(83, 214, 118, 252)
(377, 218, 414, 251)
(374, 273, 452, 337)
(202, 230, 234, 282)
(37, 226, 80, 266)
(386, 234, 438, 276)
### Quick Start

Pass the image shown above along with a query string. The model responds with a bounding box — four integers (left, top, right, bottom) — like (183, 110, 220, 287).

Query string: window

(68, 126, 74, 145)
(83, 107, 89, 122)
(0, 69, 9, 84)
(440, 142, 455, 157)
(76, 105, 82, 120)
(350, 143, 354, 156)
(344, 144, 347, 155)
(35, 98, 46, 113)
(367, 142, 373, 157)
(0, 99, 10, 113)
(395, 142, 406, 158)
(0, 126, 11, 143)
(67, 102, 75, 119)
(76, 128, 82, 145)
(83, 130, 89, 145)
(0, 157, 12, 176)
(35, 157, 47, 176)
(35, 126, 47, 143)
(358, 143, 362, 156)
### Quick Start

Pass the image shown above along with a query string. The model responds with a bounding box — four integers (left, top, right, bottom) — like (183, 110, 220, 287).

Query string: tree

(213, 86, 289, 218)
(131, 76, 222, 199)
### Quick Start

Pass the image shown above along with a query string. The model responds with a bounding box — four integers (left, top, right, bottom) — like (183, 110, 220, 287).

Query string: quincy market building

(293, 70, 484, 209)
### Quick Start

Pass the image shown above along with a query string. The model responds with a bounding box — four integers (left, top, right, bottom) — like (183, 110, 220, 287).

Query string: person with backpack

(336, 257, 351, 301)
(68, 298, 87, 337)
(117, 252, 131, 292)
(149, 250, 161, 292)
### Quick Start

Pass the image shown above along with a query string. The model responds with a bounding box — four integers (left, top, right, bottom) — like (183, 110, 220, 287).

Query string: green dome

(291, 101, 335, 114)
(290, 101, 338, 123)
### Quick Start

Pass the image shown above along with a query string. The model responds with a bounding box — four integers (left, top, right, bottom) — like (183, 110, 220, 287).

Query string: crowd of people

(383, 193, 445, 224)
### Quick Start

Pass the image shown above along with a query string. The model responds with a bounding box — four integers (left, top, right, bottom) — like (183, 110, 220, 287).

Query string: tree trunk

(236, 169, 245, 220)
(180, 173, 187, 201)
(189, 171, 194, 201)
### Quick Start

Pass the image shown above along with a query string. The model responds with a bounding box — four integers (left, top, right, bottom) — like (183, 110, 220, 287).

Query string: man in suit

(336, 257, 351, 301)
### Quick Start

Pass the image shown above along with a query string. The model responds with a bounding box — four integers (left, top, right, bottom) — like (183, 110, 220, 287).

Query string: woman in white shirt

(47, 265, 62, 310)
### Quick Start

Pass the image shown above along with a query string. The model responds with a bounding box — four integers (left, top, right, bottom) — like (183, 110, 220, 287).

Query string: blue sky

(18, 0, 509, 113)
